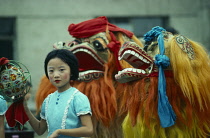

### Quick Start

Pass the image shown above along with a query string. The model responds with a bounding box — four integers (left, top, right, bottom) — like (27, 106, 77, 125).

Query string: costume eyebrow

(96, 36, 108, 44)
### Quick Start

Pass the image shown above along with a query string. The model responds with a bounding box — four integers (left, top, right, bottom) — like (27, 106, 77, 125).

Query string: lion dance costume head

(35, 16, 143, 138)
(115, 26, 210, 138)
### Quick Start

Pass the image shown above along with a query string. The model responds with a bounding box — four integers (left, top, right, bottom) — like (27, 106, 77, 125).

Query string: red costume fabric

(5, 100, 29, 130)
(0, 57, 9, 65)
(68, 16, 133, 38)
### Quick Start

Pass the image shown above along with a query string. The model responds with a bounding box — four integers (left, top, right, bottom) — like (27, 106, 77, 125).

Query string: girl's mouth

(55, 80, 61, 83)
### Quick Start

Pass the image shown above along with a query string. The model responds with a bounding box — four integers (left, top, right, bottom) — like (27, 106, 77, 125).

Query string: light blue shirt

(0, 95, 7, 115)
(40, 87, 92, 138)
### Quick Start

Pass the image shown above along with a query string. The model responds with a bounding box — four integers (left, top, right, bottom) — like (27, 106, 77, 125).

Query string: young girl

(0, 96, 7, 138)
(24, 49, 93, 138)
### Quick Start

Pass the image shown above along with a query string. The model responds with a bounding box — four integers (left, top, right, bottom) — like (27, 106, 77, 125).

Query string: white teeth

(135, 53, 139, 57)
(139, 55, 143, 60)
(72, 49, 78, 54)
(128, 68, 133, 71)
(121, 50, 151, 64)
(84, 49, 88, 52)
(132, 69, 136, 72)
(142, 70, 146, 74)
(127, 50, 132, 53)
(143, 58, 147, 63)
(146, 59, 149, 63)
(79, 70, 103, 77)
(131, 51, 135, 55)
(137, 69, 142, 73)
(124, 68, 128, 72)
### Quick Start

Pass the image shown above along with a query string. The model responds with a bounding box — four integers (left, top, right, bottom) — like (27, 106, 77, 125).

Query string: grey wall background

(0, 0, 210, 110)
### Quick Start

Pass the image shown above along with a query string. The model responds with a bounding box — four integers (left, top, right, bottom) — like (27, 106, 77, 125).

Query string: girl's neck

(57, 85, 72, 93)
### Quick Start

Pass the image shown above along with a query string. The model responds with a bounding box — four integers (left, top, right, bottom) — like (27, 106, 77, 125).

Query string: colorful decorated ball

(0, 57, 31, 102)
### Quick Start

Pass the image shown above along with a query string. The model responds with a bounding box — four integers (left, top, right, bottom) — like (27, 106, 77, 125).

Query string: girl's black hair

(44, 49, 79, 80)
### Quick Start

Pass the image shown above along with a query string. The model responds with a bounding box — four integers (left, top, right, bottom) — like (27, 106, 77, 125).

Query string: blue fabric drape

(154, 33, 176, 128)
(144, 26, 176, 127)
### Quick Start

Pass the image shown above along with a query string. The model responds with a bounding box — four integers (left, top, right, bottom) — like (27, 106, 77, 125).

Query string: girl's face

(47, 57, 71, 92)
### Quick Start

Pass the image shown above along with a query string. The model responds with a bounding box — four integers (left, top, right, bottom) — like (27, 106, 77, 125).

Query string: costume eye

(145, 42, 158, 52)
(144, 45, 148, 52)
(144, 41, 152, 52)
(92, 40, 106, 52)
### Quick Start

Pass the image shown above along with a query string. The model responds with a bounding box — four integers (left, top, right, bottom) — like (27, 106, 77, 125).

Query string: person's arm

(23, 99, 47, 135)
(49, 114, 93, 138)
(0, 115, 5, 138)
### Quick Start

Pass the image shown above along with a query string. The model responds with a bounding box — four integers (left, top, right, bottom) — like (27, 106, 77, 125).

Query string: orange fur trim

(122, 35, 210, 137)
(169, 36, 210, 109)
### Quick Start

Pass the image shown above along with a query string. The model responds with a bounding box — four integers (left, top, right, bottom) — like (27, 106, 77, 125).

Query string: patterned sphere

(0, 62, 31, 102)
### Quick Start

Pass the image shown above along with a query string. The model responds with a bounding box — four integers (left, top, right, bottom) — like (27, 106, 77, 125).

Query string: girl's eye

(48, 70, 53, 73)
(60, 69, 65, 72)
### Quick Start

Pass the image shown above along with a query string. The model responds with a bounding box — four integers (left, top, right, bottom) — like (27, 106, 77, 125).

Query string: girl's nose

(54, 71, 60, 78)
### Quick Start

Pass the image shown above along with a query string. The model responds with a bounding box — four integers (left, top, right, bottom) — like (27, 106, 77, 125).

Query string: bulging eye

(144, 45, 149, 52)
(92, 40, 106, 52)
